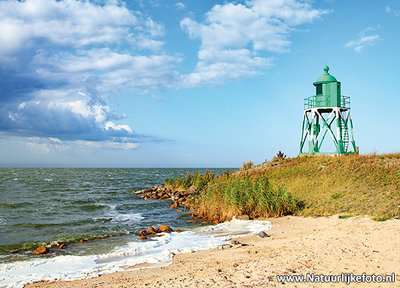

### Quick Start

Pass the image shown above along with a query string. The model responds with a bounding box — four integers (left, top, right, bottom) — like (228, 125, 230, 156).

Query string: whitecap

(112, 213, 144, 222)
(105, 203, 144, 223)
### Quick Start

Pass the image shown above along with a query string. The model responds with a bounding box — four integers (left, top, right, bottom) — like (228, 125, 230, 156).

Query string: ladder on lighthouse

(341, 121, 349, 153)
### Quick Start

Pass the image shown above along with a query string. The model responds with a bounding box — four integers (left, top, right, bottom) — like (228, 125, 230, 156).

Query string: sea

(0, 168, 271, 287)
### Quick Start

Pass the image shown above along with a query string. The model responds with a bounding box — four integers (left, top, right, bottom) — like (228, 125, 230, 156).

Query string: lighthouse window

(316, 84, 322, 95)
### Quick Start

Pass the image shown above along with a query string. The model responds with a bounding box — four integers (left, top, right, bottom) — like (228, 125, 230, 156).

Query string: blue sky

(0, 0, 399, 167)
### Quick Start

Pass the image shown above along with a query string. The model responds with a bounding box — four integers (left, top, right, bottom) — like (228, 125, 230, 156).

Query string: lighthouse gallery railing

(304, 95, 350, 109)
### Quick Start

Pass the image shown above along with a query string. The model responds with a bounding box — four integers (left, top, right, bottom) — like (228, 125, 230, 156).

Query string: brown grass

(250, 153, 400, 220)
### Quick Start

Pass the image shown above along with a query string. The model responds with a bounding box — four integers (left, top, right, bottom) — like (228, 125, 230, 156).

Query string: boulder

(32, 245, 48, 255)
(159, 225, 173, 233)
(256, 231, 270, 238)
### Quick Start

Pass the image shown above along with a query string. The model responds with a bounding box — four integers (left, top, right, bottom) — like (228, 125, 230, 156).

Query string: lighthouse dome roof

(314, 65, 337, 84)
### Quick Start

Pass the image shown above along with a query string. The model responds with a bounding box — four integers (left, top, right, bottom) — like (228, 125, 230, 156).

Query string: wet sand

(27, 215, 400, 287)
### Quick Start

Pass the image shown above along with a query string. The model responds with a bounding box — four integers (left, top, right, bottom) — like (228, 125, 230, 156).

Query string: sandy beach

(25, 215, 400, 287)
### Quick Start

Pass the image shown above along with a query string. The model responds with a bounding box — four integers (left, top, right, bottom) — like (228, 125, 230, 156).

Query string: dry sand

(27, 215, 400, 287)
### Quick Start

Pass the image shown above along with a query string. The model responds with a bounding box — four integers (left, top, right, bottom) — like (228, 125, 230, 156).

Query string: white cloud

(26, 137, 70, 154)
(175, 2, 185, 10)
(180, 0, 327, 87)
(385, 5, 400, 16)
(0, 0, 178, 149)
(105, 121, 133, 134)
(0, 0, 142, 57)
(76, 140, 139, 150)
(346, 27, 380, 52)
(25, 137, 139, 154)
(40, 50, 182, 94)
(0, 0, 329, 151)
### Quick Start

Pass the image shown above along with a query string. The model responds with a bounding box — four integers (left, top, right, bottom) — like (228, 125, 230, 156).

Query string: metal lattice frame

(299, 107, 356, 155)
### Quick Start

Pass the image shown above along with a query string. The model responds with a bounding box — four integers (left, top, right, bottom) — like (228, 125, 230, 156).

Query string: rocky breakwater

(133, 184, 199, 211)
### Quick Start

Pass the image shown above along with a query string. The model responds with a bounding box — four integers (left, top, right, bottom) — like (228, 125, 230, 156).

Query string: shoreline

(26, 215, 400, 287)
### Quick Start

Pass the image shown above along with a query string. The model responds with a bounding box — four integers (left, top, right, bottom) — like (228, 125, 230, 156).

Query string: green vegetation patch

(164, 153, 400, 222)
(190, 173, 302, 223)
(259, 153, 400, 220)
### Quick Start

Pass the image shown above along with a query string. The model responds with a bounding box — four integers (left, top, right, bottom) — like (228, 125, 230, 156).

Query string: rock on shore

(133, 185, 198, 209)
(138, 225, 175, 239)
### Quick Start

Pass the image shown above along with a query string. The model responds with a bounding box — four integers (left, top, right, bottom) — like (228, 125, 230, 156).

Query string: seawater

(0, 168, 271, 288)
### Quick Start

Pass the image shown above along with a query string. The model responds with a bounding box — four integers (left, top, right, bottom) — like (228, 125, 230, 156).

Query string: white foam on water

(0, 218, 271, 288)
(104, 203, 144, 223)
(112, 212, 144, 223)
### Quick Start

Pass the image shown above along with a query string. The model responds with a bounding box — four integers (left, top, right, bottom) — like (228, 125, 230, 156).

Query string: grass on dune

(190, 172, 302, 223)
(253, 153, 400, 220)
(165, 153, 400, 222)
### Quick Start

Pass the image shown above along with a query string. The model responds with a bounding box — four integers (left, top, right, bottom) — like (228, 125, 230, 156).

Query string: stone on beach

(32, 245, 48, 255)
(217, 244, 232, 250)
(159, 225, 173, 233)
(148, 226, 156, 234)
(256, 231, 270, 238)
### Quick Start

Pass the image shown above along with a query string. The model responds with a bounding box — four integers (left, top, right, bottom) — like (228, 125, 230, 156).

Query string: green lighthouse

(299, 66, 357, 155)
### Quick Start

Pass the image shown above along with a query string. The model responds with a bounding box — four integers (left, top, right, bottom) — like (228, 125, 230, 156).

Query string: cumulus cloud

(180, 0, 327, 86)
(346, 27, 380, 52)
(175, 2, 185, 10)
(0, 0, 327, 151)
(0, 0, 178, 149)
(25, 137, 70, 154)
(385, 5, 400, 16)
